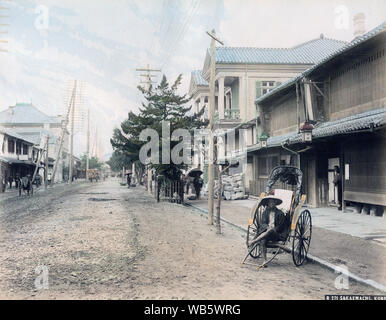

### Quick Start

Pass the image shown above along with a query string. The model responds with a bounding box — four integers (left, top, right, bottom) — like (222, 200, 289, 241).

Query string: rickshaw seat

(273, 189, 293, 213)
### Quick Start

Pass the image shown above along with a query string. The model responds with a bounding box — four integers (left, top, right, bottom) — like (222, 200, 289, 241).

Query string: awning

(0, 156, 37, 166)
(248, 108, 386, 152)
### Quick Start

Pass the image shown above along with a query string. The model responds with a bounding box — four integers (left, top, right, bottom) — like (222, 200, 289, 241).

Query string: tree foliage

(80, 153, 103, 170)
(106, 150, 132, 172)
(110, 74, 207, 181)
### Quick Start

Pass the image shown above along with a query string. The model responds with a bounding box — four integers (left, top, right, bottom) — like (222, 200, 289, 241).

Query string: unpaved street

(0, 179, 382, 299)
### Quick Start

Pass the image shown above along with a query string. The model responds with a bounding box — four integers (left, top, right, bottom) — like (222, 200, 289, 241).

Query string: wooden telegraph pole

(206, 29, 223, 225)
(51, 80, 76, 185)
(86, 108, 90, 181)
(68, 80, 77, 184)
(136, 64, 161, 195)
(32, 138, 48, 185)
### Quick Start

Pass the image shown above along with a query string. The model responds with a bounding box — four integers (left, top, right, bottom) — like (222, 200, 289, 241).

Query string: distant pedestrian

(333, 165, 342, 210)
(0, 175, 4, 193)
(193, 176, 203, 200)
(127, 173, 131, 188)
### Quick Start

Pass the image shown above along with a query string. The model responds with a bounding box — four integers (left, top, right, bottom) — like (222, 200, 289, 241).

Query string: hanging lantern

(300, 122, 313, 143)
(260, 133, 268, 148)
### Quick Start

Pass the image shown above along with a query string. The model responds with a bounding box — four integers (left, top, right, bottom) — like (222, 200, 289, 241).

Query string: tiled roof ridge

(291, 37, 347, 49)
(315, 107, 386, 128)
(218, 46, 289, 50)
(214, 37, 347, 52)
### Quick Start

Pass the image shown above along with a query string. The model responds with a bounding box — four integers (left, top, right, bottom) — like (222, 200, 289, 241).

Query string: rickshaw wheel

(292, 209, 312, 266)
(246, 225, 261, 258)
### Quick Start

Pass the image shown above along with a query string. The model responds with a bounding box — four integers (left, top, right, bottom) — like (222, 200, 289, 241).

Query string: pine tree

(110, 74, 207, 181)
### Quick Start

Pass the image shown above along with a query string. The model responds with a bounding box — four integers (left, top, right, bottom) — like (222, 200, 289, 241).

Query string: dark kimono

(259, 207, 288, 241)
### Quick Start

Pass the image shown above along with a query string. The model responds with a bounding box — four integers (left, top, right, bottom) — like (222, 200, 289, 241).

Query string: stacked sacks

(203, 173, 248, 200)
(222, 173, 247, 200)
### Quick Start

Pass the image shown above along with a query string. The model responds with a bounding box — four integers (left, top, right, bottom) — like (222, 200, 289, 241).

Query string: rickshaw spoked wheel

(246, 225, 261, 258)
(292, 209, 312, 266)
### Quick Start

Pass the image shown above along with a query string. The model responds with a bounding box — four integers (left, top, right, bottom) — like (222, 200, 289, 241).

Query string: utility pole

(206, 29, 223, 225)
(136, 64, 161, 91)
(32, 139, 48, 185)
(44, 135, 49, 189)
(68, 80, 77, 185)
(86, 108, 90, 181)
(51, 80, 77, 185)
(136, 64, 161, 194)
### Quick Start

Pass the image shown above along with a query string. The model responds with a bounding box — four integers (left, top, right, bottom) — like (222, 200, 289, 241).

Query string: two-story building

(248, 21, 385, 216)
(0, 103, 69, 183)
(189, 35, 348, 183)
(0, 127, 42, 190)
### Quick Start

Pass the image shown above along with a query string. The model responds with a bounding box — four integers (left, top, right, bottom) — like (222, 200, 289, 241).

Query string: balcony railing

(224, 108, 240, 120)
(213, 109, 241, 123)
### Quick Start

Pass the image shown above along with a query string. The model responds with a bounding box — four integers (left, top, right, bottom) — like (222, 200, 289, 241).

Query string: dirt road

(0, 179, 381, 299)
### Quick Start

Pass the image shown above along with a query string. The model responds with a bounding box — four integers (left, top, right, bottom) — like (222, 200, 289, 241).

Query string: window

(16, 141, 22, 154)
(23, 144, 28, 155)
(8, 139, 14, 153)
(258, 155, 279, 178)
(261, 81, 277, 95)
(258, 157, 267, 176)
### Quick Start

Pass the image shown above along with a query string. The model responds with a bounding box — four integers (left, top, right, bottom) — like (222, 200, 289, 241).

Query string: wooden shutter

(255, 80, 262, 99)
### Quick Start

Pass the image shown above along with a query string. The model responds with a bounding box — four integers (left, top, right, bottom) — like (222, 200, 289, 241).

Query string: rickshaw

(243, 166, 312, 268)
(18, 175, 33, 196)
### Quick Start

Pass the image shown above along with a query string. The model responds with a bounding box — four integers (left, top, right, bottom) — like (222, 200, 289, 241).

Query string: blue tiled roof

(214, 37, 347, 65)
(191, 70, 208, 86)
(289, 108, 386, 144)
(0, 127, 36, 144)
(248, 108, 386, 152)
(0, 103, 60, 124)
(15, 130, 58, 145)
(256, 21, 386, 104)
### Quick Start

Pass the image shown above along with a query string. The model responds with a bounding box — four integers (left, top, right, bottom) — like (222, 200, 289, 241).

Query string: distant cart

(87, 169, 100, 182)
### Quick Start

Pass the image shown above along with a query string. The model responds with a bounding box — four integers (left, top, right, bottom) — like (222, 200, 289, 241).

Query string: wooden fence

(155, 179, 184, 204)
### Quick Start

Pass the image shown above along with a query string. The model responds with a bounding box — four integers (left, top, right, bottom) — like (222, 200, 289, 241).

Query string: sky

(0, 0, 385, 159)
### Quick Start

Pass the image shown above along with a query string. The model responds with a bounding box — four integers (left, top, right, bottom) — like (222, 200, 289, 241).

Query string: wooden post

(44, 135, 49, 189)
(215, 164, 222, 234)
(296, 81, 300, 133)
(148, 168, 152, 195)
(206, 29, 223, 226)
(340, 140, 346, 212)
(32, 139, 47, 185)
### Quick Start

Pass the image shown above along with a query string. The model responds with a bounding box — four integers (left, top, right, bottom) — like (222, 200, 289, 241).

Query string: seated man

(247, 196, 288, 265)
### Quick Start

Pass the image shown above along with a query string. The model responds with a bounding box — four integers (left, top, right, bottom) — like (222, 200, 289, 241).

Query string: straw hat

(260, 196, 282, 206)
